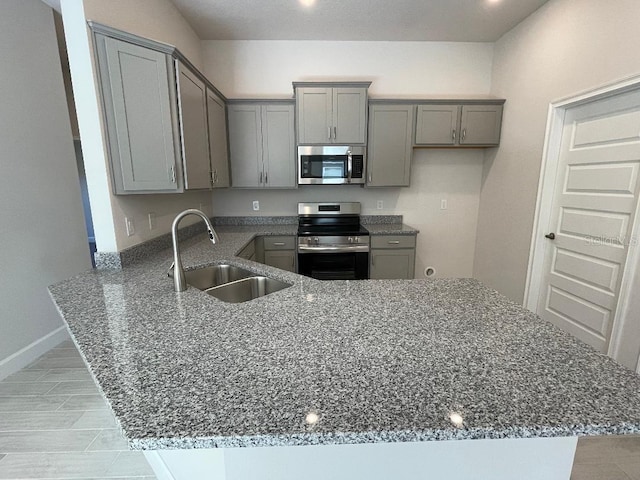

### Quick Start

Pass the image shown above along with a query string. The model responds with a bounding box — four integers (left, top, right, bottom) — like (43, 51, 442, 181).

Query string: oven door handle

(298, 245, 369, 253)
(347, 150, 353, 184)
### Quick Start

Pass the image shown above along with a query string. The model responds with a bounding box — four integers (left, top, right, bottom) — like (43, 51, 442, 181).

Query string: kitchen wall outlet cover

(148, 213, 156, 230)
(440, 199, 448, 210)
(125, 217, 135, 237)
(377, 200, 384, 210)
(252, 201, 260, 211)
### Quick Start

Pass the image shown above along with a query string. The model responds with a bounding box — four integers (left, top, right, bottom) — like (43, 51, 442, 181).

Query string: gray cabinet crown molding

(368, 98, 506, 105)
(292, 81, 372, 94)
(87, 21, 227, 102)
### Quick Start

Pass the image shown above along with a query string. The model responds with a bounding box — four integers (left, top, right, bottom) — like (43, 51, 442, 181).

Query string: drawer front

(371, 235, 416, 249)
(263, 236, 296, 250)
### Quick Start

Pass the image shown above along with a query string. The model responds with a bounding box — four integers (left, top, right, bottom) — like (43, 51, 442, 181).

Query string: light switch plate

(253, 201, 260, 211)
(377, 200, 383, 210)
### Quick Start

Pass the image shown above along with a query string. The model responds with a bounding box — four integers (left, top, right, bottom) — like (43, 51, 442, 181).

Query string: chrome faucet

(170, 209, 219, 292)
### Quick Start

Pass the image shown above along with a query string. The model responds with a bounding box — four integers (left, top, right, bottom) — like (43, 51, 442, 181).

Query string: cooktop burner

(297, 202, 368, 237)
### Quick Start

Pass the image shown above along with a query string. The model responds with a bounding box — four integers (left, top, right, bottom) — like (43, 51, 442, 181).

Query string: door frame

(524, 73, 640, 370)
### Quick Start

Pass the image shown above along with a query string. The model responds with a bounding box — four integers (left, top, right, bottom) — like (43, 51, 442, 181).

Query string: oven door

(298, 248, 369, 280)
(298, 146, 366, 185)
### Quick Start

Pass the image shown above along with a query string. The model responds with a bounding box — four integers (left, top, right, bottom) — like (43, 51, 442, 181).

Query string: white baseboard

(0, 326, 70, 381)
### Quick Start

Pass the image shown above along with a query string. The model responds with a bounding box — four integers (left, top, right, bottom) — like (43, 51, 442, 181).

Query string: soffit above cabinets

(169, 0, 550, 42)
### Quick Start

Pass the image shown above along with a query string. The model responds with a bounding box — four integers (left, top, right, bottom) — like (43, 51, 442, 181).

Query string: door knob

(545, 233, 556, 240)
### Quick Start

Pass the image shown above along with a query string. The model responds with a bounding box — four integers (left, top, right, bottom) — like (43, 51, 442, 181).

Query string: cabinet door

(177, 62, 210, 190)
(296, 87, 332, 144)
(459, 105, 503, 146)
(333, 88, 367, 144)
(370, 249, 416, 279)
(228, 104, 262, 187)
(206, 89, 230, 188)
(264, 250, 296, 272)
(99, 36, 179, 193)
(262, 104, 296, 188)
(415, 104, 460, 145)
(367, 104, 414, 187)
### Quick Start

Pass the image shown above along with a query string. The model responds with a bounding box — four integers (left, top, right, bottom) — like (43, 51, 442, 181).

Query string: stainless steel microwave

(298, 146, 366, 185)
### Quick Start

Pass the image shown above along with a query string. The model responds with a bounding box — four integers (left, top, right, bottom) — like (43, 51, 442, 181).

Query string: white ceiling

(170, 0, 550, 42)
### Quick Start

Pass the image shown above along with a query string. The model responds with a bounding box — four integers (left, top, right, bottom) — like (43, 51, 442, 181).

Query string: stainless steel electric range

(297, 202, 369, 280)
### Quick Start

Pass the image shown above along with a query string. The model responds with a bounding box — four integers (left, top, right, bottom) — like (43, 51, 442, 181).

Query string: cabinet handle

(210, 170, 214, 187)
(462, 129, 467, 141)
(214, 170, 218, 183)
(259, 171, 263, 184)
(368, 173, 372, 183)
(452, 129, 456, 142)
(170, 165, 176, 183)
(333, 126, 337, 139)
(265, 171, 268, 184)
(388, 240, 400, 245)
(328, 126, 332, 139)
(273, 242, 285, 246)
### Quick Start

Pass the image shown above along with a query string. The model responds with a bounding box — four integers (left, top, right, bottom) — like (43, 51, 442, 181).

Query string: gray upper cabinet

(415, 104, 459, 145)
(459, 105, 503, 146)
(176, 62, 210, 190)
(367, 104, 414, 187)
(228, 102, 295, 189)
(206, 89, 230, 188)
(96, 34, 181, 194)
(415, 102, 504, 147)
(295, 83, 369, 145)
(93, 24, 232, 195)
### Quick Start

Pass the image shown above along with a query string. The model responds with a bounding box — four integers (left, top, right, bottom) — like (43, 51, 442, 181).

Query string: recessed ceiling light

(299, 0, 316, 7)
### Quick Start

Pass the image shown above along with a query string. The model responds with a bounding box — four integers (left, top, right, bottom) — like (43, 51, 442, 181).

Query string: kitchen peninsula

(48, 222, 640, 480)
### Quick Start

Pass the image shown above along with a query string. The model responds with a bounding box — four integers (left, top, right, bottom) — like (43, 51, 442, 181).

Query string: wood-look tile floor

(0, 339, 155, 479)
(1, 340, 638, 479)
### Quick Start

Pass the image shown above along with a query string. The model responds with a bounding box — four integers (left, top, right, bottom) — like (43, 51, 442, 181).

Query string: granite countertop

(48, 224, 640, 450)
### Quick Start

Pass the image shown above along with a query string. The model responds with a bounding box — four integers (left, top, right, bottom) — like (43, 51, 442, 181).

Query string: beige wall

(474, 0, 640, 302)
(0, 0, 91, 374)
(203, 40, 493, 278)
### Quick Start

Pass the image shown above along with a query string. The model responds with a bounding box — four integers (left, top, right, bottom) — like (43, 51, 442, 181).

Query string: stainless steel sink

(170, 264, 292, 303)
(204, 276, 292, 303)
(180, 264, 255, 291)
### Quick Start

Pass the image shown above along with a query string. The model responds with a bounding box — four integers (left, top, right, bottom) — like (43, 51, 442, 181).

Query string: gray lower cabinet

(415, 103, 504, 147)
(262, 236, 296, 272)
(96, 35, 181, 193)
(370, 235, 416, 279)
(228, 103, 296, 188)
(295, 84, 369, 145)
(237, 239, 256, 261)
(367, 104, 414, 187)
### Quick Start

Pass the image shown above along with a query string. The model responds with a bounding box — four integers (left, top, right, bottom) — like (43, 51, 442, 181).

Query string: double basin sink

(175, 264, 292, 303)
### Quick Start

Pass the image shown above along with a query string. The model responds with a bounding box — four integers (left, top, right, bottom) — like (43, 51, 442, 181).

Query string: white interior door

(537, 89, 640, 352)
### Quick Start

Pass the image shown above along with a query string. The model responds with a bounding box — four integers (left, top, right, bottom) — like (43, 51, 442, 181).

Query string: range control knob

(314, 237, 319, 245)
(354, 236, 360, 243)
(348, 236, 354, 243)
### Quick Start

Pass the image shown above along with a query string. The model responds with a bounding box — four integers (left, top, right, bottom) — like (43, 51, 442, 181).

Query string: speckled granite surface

(365, 224, 419, 235)
(48, 225, 640, 451)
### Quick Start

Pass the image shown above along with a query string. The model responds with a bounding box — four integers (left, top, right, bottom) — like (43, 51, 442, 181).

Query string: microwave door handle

(347, 151, 352, 184)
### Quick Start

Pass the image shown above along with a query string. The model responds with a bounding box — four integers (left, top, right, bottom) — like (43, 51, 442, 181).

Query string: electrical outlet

(148, 212, 156, 230)
(252, 200, 260, 211)
(377, 200, 383, 210)
(440, 199, 448, 210)
(125, 217, 135, 236)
